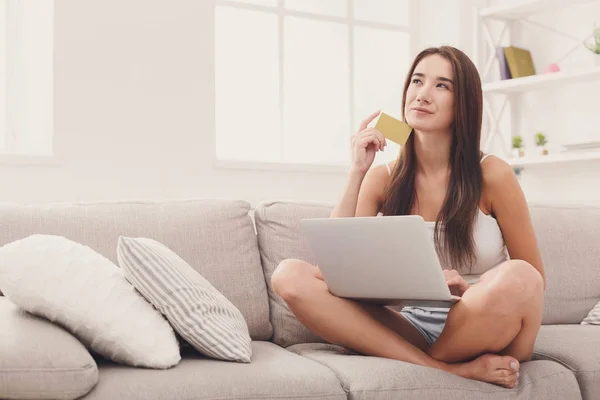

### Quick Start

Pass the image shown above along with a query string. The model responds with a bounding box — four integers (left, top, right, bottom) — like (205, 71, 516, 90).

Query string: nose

(416, 86, 432, 103)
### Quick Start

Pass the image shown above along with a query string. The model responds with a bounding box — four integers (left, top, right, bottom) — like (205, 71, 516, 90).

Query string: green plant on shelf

(535, 132, 548, 155)
(584, 26, 600, 54)
(512, 135, 525, 158)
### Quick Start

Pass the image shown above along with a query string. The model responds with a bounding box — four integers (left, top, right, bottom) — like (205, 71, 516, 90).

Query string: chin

(406, 119, 432, 131)
(407, 117, 450, 133)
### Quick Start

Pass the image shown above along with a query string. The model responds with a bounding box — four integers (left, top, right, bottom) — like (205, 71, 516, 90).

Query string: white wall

(1, 0, 352, 207)
(1, 0, 597, 207)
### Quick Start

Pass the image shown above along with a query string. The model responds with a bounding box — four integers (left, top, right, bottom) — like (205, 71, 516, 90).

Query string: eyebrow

(412, 72, 454, 84)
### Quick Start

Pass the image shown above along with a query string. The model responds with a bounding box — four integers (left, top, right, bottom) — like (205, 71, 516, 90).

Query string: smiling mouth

(411, 107, 433, 114)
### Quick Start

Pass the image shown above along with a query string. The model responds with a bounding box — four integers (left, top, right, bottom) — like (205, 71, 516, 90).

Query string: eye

(412, 78, 422, 84)
(437, 83, 449, 89)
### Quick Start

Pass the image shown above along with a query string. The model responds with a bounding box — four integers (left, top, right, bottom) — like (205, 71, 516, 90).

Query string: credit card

(375, 112, 413, 145)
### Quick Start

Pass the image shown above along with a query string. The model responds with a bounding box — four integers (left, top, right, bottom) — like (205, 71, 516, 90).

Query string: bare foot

(445, 353, 520, 388)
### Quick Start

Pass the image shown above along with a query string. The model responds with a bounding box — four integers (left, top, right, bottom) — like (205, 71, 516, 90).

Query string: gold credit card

(375, 112, 413, 145)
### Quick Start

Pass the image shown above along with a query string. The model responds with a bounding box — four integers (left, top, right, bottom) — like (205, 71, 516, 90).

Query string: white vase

(512, 148, 525, 158)
(536, 145, 548, 156)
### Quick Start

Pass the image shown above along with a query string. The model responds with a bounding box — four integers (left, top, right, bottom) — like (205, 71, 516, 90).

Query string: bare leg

(271, 259, 521, 388)
(427, 260, 544, 363)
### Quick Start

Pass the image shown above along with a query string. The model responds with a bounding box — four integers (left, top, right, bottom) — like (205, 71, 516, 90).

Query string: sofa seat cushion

(534, 325, 600, 400)
(0, 298, 99, 400)
(80, 341, 345, 400)
(287, 343, 581, 400)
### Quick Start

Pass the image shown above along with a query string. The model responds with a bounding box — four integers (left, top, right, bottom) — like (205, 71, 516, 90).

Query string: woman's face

(404, 54, 455, 133)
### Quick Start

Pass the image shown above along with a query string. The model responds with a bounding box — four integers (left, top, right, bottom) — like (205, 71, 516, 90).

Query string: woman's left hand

(443, 269, 470, 297)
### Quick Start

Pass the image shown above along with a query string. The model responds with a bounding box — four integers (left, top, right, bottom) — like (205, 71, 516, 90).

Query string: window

(215, 0, 413, 168)
(0, 0, 54, 156)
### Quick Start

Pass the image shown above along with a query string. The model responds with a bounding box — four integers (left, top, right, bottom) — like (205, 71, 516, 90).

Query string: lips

(411, 107, 433, 114)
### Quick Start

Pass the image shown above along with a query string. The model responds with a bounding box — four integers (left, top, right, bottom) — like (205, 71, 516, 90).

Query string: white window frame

(0, 0, 57, 166)
(213, 0, 419, 174)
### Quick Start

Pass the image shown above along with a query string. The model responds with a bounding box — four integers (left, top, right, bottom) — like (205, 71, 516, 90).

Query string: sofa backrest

(254, 200, 332, 347)
(0, 199, 273, 341)
(255, 200, 600, 347)
(529, 204, 600, 324)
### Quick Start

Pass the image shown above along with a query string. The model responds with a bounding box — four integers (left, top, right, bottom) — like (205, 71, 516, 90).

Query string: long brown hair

(380, 46, 484, 273)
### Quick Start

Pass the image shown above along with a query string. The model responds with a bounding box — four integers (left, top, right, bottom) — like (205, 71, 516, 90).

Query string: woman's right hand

(350, 110, 387, 175)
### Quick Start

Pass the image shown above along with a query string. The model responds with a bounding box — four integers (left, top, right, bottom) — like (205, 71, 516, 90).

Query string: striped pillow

(582, 301, 600, 325)
(117, 236, 252, 363)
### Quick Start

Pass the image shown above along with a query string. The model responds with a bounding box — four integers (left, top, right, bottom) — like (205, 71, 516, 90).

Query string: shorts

(399, 306, 449, 346)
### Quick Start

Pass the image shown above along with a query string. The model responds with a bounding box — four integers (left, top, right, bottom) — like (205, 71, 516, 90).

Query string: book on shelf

(496, 47, 512, 80)
(505, 47, 536, 78)
(496, 46, 536, 79)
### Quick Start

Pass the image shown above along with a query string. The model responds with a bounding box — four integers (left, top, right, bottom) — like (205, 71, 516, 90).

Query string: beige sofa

(0, 198, 599, 400)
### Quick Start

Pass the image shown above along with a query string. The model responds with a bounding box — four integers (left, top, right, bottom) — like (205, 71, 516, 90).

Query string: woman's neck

(413, 129, 452, 177)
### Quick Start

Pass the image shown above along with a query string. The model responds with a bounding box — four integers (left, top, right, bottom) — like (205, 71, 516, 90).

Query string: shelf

(506, 151, 600, 167)
(479, 0, 594, 20)
(482, 66, 600, 95)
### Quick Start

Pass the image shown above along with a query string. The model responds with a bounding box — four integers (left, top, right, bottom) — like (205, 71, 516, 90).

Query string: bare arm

(484, 156, 546, 289)
(330, 170, 367, 218)
(330, 165, 388, 218)
(330, 110, 387, 218)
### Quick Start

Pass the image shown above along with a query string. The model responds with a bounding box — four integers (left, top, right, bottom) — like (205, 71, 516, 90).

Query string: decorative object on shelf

(535, 132, 549, 155)
(545, 63, 560, 73)
(561, 140, 600, 153)
(584, 25, 600, 66)
(512, 135, 525, 158)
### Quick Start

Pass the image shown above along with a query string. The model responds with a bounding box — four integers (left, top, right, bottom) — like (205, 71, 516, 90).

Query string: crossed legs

(271, 259, 544, 388)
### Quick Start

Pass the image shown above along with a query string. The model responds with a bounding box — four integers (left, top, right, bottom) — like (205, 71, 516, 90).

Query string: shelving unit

(506, 151, 600, 167)
(479, 0, 594, 20)
(483, 66, 600, 94)
(474, 0, 600, 169)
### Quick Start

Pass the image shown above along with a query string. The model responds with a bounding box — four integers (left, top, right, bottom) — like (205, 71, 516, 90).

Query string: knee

(499, 260, 544, 297)
(271, 258, 312, 302)
(477, 260, 544, 313)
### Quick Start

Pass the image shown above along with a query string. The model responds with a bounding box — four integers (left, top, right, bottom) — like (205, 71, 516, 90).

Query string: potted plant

(512, 135, 524, 158)
(535, 132, 548, 155)
(584, 25, 600, 65)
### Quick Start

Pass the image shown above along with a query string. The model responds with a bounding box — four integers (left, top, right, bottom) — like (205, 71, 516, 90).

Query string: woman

(271, 46, 546, 389)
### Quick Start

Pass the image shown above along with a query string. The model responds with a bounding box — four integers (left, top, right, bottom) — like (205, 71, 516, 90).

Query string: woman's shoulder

(480, 154, 515, 184)
(480, 154, 520, 208)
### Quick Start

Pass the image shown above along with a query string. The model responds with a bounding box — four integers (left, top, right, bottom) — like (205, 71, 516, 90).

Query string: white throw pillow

(0, 234, 181, 369)
(582, 301, 600, 325)
(117, 236, 252, 363)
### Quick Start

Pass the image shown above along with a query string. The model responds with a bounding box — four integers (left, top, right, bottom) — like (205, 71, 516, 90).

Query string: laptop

(299, 215, 460, 308)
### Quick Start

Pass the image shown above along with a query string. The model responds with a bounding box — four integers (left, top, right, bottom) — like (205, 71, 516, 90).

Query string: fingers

(354, 128, 386, 150)
(447, 277, 462, 286)
(359, 110, 381, 131)
(443, 269, 460, 278)
(364, 133, 385, 151)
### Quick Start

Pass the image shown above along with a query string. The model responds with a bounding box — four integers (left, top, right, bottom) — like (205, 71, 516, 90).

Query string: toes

(504, 372, 519, 389)
(494, 368, 519, 388)
(492, 355, 519, 372)
(481, 354, 519, 372)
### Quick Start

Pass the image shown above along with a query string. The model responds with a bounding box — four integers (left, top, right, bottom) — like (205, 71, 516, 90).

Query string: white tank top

(384, 154, 508, 282)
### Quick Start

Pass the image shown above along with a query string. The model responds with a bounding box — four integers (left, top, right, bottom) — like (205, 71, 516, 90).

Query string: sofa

(0, 198, 599, 400)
